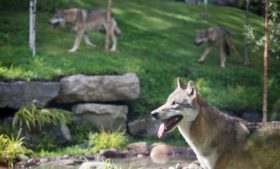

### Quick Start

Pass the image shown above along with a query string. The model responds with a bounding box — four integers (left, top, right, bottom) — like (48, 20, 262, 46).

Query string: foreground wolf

(49, 8, 121, 52)
(194, 28, 239, 68)
(151, 78, 280, 169)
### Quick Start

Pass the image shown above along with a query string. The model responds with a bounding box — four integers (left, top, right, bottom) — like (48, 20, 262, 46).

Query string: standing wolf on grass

(49, 8, 121, 52)
(194, 27, 239, 68)
(151, 78, 280, 169)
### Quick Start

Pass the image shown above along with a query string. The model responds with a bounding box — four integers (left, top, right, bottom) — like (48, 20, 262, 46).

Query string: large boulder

(128, 117, 161, 137)
(72, 103, 128, 131)
(0, 81, 60, 109)
(57, 73, 140, 103)
(23, 121, 72, 147)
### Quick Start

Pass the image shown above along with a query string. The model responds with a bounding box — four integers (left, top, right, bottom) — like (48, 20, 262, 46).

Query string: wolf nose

(151, 111, 159, 119)
(48, 21, 54, 26)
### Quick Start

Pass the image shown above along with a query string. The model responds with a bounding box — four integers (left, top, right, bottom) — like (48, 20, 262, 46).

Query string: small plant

(0, 131, 31, 168)
(89, 130, 127, 154)
(100, 159, 130, 169)
(13, 101, 71, 131)
(81, 159, 135, 169)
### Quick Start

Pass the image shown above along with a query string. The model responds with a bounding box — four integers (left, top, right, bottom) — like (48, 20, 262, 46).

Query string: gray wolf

(194, 27, 239, 68)
(49, 8, 121, 52)
(151, 78, 280, 169)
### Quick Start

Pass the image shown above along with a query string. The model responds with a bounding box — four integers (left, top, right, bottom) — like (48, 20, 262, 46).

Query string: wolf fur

(151, 78, 280, 169)
(49, 8, 121, 52)
(194, 27, 239, 68)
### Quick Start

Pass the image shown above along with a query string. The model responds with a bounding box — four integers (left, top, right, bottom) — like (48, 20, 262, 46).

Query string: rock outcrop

(0, 81, 60, 108)
(57, 73, 140, 103)
(72, 103, 128, 131)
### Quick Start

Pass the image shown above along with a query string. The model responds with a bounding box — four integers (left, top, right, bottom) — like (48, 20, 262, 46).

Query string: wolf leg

(186, 160, 206, 169)
(110, 33, 117, 52)
(84, 35, 96, 48)
(220, 44, 226, 68)
(109, 22, 117, 52)
(198, 46, 212, 63)
(69, 26, 85, 52)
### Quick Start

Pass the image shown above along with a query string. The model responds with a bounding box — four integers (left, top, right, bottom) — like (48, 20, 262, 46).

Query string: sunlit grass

(0, 0, 279, 116)
(34, 145, 90, 157)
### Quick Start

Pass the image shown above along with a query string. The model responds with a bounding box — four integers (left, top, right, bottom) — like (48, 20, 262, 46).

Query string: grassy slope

(0, 0, 279, 117)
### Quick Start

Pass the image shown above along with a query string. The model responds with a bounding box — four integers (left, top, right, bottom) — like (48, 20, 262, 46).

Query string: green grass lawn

(0, 0, 279, 118)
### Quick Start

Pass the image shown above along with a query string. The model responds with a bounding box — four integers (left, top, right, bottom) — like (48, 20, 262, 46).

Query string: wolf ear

(177, 78, 186, 89)
(186, 81, 197, 96)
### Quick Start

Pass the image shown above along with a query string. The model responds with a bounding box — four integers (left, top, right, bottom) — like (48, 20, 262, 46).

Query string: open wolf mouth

(157, 115, 183, 138)
(49, 21, 60, 28)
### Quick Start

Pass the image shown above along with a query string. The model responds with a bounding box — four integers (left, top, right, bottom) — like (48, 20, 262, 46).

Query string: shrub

(0, 131, 31, 168)
(69, 122, 98, 144)
(89, 130, 127, 154)
(13, 101, 71, 131)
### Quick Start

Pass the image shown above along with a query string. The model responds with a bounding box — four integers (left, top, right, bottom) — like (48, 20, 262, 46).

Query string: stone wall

(0, 73, 140, 132)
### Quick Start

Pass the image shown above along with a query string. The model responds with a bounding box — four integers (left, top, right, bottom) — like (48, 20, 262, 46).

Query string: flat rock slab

(57, 73, 140, 103)
(72, 103, 128, 131)
(0, 81, 60, 109)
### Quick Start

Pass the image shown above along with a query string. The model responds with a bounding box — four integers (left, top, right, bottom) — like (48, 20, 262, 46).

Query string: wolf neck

(178, 99, 226, 155)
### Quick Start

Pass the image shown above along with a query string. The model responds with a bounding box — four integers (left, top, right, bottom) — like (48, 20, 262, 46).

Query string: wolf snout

(151, 111, 160, 119)
(48, 19, 60, 28)
(48, 20, 56, 27)
(194, 41, 200, 46)
(48, 20, 52, 25)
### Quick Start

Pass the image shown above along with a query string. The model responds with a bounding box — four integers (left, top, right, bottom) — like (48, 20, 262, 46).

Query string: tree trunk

(204, 0, 208, 20)
(244, 0, 250, 66)
(29, 0, 37, 57)
(262, 0, 269, 122)
(105, 0, 112, 52)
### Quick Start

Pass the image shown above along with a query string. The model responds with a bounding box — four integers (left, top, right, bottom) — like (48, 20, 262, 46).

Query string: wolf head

(194, 29, 208, 46)
(49, 10, 65, 28)
(151, 78, 201, 138)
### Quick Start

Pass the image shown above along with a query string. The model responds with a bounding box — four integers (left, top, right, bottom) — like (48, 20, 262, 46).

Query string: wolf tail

(224, 30, 239, 58)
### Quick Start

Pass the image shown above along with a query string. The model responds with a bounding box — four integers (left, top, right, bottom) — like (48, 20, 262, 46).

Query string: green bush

(0, 131, 31, 168)
(13, 102, 71, 131)
(89, 130, 127, 154)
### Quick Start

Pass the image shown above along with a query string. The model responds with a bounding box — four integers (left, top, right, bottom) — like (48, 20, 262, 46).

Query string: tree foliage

(246, 0, 280, 58)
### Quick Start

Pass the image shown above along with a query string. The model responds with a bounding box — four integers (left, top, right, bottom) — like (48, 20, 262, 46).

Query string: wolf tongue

(157, 123, 165, 138)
